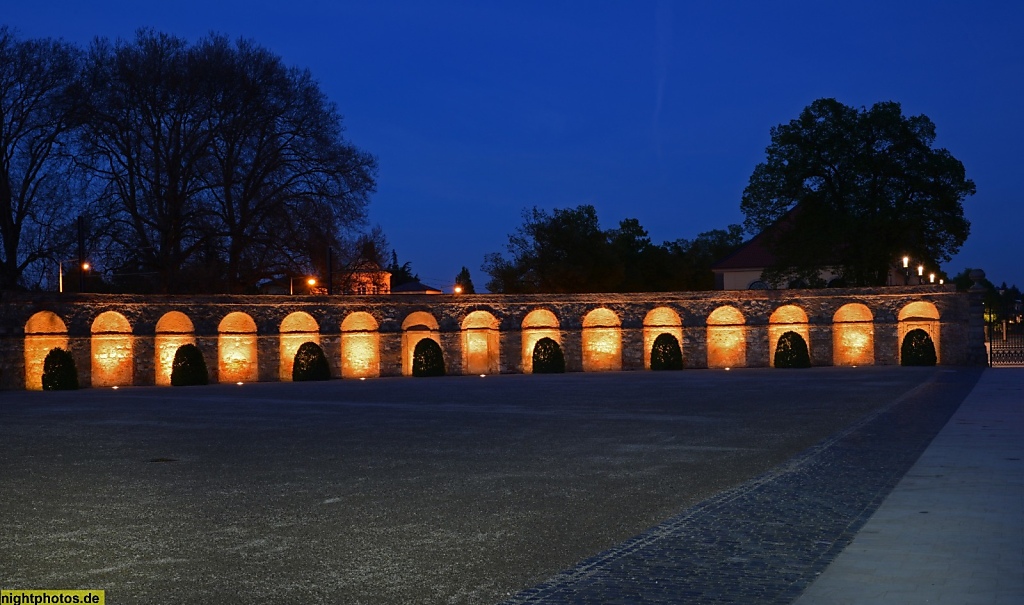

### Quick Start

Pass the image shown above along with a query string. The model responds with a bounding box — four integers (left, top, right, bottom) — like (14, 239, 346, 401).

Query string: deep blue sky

(7, 1, 1023, 290)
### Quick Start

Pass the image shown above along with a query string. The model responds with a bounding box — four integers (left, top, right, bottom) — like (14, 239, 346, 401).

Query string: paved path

(795, 368, 1023, 605)
(502, 368, 1008, 604)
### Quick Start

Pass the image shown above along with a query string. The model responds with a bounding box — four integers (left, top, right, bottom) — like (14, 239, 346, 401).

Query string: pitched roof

(711, 206, 800, 271)
(391, 280, 443, 294)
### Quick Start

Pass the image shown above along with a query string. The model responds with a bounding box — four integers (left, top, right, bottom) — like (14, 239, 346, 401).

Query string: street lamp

(290, 276, 316, 295)
(59, 259, 90, 293)
(453, 285, 463, 294)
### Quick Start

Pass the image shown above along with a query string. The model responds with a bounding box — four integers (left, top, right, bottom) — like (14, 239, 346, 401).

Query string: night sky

(7, 1, 1023, 290)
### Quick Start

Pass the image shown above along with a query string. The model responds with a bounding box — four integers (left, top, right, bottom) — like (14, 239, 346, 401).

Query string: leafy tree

(650, 333, 683, 370)
(454, 266, 475, 294)
(741, 98, 974, 287)
(293, 342, 331, 381)
(901, 329, 937, 366)
(662, 225, 745, 291)
(774, 331, 811, 368)
(412, 339, 445, 377)
(41, 347, 78, 390)
(171, 343, 208, 386)
(0, 28, 84, 289)
(387, 249, 420, 288)
(531, 337, 565, 373)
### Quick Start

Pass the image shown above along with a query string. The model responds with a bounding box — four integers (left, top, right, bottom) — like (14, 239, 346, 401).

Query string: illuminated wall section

(833, 304, 874, 366)
(898, 302, 940, 364)
(768, 305, 810, 367)
(462, 311, 500, 375)
(706, 306, 746, 368)
(521, 309, 560, 374)
(280, 312, 320, 381)
(91, 311, 133, 387)
(24, 311, 69, 391)
(401, 311, 440, 376)
(155, 311, 196, 386)
(643, 307, 683, 369)
(582, 308, 622, 372)
(218, 312, 258, 383)
(341, 312, 380, 378)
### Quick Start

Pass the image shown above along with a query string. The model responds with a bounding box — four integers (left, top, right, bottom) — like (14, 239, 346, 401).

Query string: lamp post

(59, 259, 90, 293)
(290, 276, 316, 295)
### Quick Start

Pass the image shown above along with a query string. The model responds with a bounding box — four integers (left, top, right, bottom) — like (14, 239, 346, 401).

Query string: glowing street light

(59, 259, 90, 293)
(290, 276, 317, 295)
(453, 285, 464, 294)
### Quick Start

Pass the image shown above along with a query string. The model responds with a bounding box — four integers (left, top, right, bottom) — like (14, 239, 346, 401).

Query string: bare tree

(0, 27, 83, 289)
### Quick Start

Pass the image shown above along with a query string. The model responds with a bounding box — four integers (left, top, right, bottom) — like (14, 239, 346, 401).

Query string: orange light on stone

(521, 309, 560, 374)
(280, 312, 320, 381)
(833, 304, 874, 366)
(768, 305, 810, 368)
(401, 311, 440, 376)
(218, 312, 258, 383)
(155, 311, 195, 386)
(706, 306, 746, 369)
(582, 308, 622, 372)
(25, 311, 69, 391)
(462, 311, 499, 375)
(341, 312, 380, 379)
(643, 307, 683, 370)
(91, 311, 134, 388)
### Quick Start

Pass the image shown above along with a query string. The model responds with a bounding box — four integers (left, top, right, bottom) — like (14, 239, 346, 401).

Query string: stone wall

(0, 285, 987, 390)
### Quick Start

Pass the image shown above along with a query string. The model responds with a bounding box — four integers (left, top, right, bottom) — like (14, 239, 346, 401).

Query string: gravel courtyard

(1, 367, 970, 604)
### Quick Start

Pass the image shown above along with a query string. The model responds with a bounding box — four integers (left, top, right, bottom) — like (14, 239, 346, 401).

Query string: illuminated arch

(279, 312, 320, 381)
(25, 311, 68, 391)
(218, 312, 258, 383)
(521, 309, 560, 374)
(155, 311, 195, 386)
(768, 305, 810, 368)
(643, 307, 683, 370)
(461, 311, 500, 375)
(833, 303, 874, 366)
(706, 306, 746, 368)
(898, 302, 941, 364)
(91, 311, 133, 387)
(401, 311, 440, 377)
(582, 308, 622, 372)
(341, 312, 380, 378)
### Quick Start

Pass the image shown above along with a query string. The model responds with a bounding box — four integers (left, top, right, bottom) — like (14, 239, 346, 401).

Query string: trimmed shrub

(412, 338, 445, 377)
(171, 343, 209, 386)
(532, 337, 565, 374)
(293, 341, 331, 381)
(650, 333, 683, 371)
(774, 331, 811, 368)
(41, 347, 78, 390)
(901, 329, 937, 366)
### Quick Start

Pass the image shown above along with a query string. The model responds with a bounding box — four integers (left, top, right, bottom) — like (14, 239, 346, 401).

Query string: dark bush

(774, 331, 811, 368)
(293, 341, 332, 381)
(532, 337, 565, 374)
(171, 343, 209, 386)
(412, 338, 446, 377)
(41, 347, 78, 390)
(650, 333, 683, 371)
(901, 329, 937, 366)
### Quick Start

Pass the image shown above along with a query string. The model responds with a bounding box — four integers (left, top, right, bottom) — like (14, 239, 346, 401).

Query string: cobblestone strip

(500, 369, 983, 605)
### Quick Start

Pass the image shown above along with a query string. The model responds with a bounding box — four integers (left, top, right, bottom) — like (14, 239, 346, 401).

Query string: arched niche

(91, 311, 133, 387)
(155, 311, 196, 386)
(768, 305, 810, 368)
(833, 303, 874, 366)
(643, 307, 683, 370)
(521, 309, 560, 374)
(461, 310, 500, 375)
(25, 311, 68, 391)
(341, 312, 380, 378)
(898, 301, 941, 364)
(279, 312, 320, 381)
(582, 308, 622, 372)
(401, 311, 440, 377)
(706, 306, 746, 369)
(218, 312, 258, 383)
